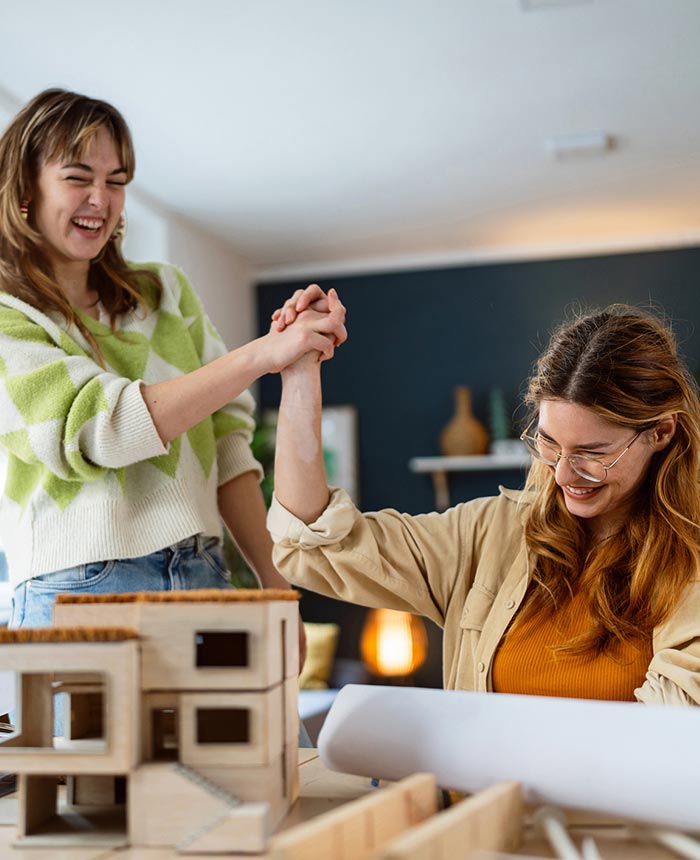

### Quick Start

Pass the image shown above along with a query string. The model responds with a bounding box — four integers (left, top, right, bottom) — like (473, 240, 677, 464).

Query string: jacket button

(478, 661, 485, 673)
(505, 599, 515, 609)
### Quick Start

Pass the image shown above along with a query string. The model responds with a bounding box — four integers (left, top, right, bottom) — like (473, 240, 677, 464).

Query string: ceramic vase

(439, 386, 489, 456)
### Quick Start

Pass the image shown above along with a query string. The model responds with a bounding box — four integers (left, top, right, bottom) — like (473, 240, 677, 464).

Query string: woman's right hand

(263, 288, 347, 374)
(271, 283, 330, 332)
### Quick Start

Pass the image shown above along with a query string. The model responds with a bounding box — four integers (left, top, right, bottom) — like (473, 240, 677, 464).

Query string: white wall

(121, 191, 170, 266)
(165, 218, 256, 350)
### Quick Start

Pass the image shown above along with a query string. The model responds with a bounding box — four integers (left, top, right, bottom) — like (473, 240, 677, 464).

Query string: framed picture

(262, 404, 359, 504)
(321, 405, 359, 504)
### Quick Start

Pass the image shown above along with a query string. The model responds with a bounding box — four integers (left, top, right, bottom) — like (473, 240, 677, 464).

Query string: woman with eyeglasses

(269, 293, 700, 705)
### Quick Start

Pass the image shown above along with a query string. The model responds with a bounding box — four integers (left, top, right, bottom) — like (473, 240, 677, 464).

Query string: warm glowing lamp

(360, 608, 428, 680)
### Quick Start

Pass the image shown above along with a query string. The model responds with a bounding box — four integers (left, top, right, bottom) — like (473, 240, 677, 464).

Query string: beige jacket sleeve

(635, 577, 700, 706)
(268, 487, 492, 628)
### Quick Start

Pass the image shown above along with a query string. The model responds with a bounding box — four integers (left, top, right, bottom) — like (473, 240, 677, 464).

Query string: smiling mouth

(564, 485, 602, 498)
(71, 217, 104, 234)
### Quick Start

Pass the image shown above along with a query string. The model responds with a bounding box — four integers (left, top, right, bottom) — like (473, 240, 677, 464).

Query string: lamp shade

(360, 608, 428, 677)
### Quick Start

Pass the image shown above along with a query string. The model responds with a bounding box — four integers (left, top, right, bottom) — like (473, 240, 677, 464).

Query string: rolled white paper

(318, 685, 700, 830)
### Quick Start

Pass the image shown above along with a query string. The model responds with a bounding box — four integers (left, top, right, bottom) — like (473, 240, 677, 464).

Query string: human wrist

(240, 334, 279, 379)
(281, 353, 322, 384)
(256, 565, 293, 590)
(280, 363, 322, 410)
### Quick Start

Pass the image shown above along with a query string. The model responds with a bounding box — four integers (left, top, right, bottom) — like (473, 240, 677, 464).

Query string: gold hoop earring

(20, 201, 29, 221)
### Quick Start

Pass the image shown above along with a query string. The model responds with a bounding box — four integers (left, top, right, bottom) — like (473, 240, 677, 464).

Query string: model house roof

(54, 588, 300, 605)
(0, 627, 139, 643)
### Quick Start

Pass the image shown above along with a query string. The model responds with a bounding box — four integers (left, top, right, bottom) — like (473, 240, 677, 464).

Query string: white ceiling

(2, 0, 700, 277)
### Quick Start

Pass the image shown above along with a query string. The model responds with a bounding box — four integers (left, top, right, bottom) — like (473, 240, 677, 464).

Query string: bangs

(35, 104, 135, 179)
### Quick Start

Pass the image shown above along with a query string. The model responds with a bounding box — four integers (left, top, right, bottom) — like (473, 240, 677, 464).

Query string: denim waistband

(170, 534, 219, 553)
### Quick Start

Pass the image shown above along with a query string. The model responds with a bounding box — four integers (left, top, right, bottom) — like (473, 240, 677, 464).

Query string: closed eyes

(537, 434, 605, 458)
(65, 175, 126, 187)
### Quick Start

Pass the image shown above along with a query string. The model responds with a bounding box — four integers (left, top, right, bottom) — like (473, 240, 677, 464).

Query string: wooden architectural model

(1, 586, 685, 859)
(0, 588, 300, 853)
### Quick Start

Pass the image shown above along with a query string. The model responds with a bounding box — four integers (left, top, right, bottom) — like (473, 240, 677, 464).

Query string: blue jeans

(10, 534, 231, 629)
(8, 534, 312, 746)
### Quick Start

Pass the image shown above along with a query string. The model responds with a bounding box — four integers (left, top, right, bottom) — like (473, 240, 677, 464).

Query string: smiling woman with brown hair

(0, 89, 346, 639)
(0, 89, 160, 358)
(269, 292, 700, 705)
(515, 308, 700, 658)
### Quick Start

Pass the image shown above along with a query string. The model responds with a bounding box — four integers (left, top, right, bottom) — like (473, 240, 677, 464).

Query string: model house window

(196, 707, 250, 744)
(1, 672, 107, 751)
(195, 631, 249, 667)
(69, 690, 104, 740)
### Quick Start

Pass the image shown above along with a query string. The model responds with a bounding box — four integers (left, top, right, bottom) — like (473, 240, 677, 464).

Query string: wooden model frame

(267, 773, 522, 860)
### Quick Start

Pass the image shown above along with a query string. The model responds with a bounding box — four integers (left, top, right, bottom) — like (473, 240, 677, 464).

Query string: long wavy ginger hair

(519, 305, 700, 653)
(0, 88, 160, 356)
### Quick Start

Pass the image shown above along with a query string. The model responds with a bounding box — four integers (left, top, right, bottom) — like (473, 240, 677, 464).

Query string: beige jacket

(269, 487, 700, 705)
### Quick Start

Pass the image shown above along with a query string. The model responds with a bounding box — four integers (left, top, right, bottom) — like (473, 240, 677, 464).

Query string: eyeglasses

(519, 419, 643, 483)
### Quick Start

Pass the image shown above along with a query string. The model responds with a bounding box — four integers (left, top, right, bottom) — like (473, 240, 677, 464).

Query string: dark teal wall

(257, 246, 700, 684)
(257, 246, 700, 516)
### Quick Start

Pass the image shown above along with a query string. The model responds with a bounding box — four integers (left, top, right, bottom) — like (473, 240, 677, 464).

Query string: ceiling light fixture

(521, 0, 592, 10)
(545, 131, 613, 159)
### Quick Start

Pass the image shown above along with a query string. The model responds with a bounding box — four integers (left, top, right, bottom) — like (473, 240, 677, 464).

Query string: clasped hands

(267, 284, 346, 373)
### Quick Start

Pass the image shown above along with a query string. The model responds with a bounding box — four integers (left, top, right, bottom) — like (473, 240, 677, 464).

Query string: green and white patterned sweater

(0, 262, 261, 587)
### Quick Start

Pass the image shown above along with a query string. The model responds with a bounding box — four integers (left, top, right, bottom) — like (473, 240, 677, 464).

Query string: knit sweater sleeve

(169, 267, 262, 484)
(0, 296, 167, 481)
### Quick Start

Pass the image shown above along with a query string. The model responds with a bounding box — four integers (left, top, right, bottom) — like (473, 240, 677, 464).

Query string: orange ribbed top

(492, 587, 652, 701)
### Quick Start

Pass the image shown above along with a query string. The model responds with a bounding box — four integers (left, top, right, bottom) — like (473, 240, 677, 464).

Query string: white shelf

(409, 453, 531, 473)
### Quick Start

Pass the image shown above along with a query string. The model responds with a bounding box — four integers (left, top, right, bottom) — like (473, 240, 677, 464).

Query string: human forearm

(274, 358, 331, 524)
(218, 471, 292, 590)
(142, 340, 264, 444)
(143, 311, 339, 445)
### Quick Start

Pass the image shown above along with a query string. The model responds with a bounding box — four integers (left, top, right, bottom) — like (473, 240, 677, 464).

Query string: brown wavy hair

(518, 305, 700, 653)
(0, 88, 161, 358)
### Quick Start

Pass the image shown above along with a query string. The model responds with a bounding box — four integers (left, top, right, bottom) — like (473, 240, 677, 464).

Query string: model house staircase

(177, 800, 271, 855)
(130, 761, 271, 853)
(174, 763, 271, 854)
(173, 761, 241, 806)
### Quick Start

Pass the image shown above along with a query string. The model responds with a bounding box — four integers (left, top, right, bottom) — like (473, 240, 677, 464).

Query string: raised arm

(143, 305, 341, 445)
(0, 270, 344, 482)
(273, 289, 346, 523)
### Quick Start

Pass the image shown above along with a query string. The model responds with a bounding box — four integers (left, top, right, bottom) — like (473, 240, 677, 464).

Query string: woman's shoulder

(407, 487, 531, 547)
(0, 291, 65, 343)
(440, 486, 532, 543)
(126, 260, 190, 285)
(126, 261, 198, 312)
(453, 486, 534, 520)
(496, 485, 531, 501)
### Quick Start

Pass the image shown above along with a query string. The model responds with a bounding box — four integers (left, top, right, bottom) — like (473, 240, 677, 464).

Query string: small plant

(250, 421, 276, 508)
(489, 387, 510, 441)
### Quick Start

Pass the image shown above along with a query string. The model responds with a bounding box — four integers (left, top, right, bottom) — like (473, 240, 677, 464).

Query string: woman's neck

(55, 261, 99, 318)
(585, 505, 631, 548)
(586, 531, 615, 553)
